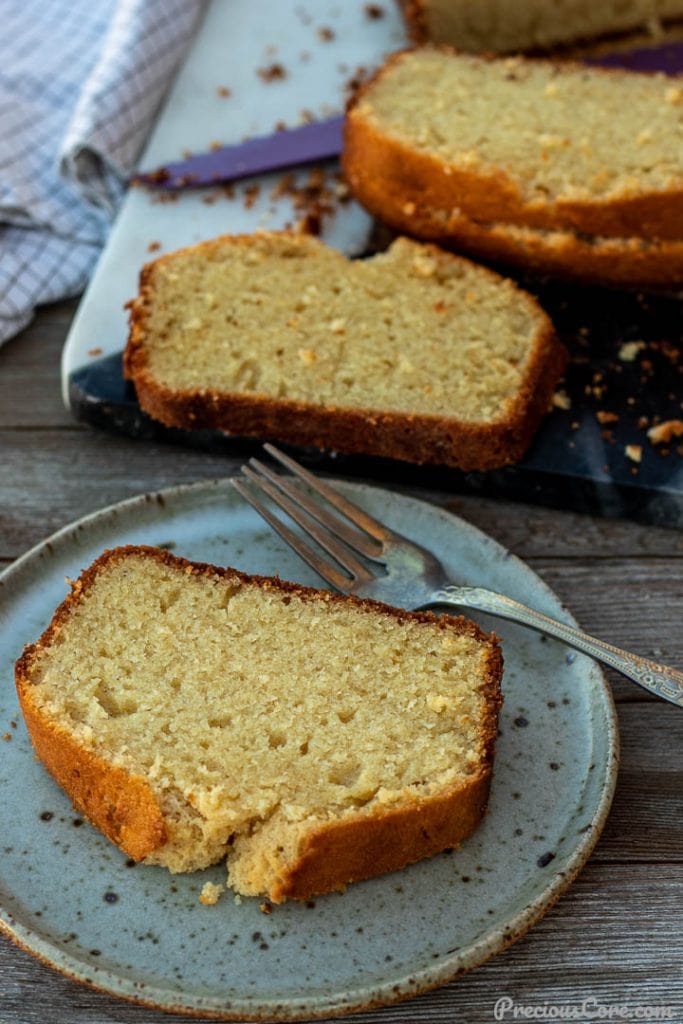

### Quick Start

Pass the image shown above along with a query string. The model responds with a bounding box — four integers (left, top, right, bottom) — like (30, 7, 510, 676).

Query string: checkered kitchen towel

(0, 0, 203, 344)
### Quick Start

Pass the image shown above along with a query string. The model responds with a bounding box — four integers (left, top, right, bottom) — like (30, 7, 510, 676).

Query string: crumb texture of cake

(344, 48, 683, 241)
(402, 0, 683, 53)
(16, 546, 503, 903)
(125, 231, 565, 471)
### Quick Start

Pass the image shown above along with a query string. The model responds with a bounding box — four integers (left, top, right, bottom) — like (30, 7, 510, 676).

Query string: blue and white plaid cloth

(0, 0, 203, 344)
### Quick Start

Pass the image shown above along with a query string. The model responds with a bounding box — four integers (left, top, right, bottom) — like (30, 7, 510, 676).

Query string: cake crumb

(596, 410, 618, 424)
(147, 241, 161, 253)
(318, 26, 334, 41)
(199, 881, 224, 906)
(88, 347, 103, 357)
(243, 184, 261, 209)
(259, 901, 273, 915)
(365, 3, 384, 17)
(647, 419, 683, 445)
(257, 63, 286, 83)
(625, 444, 642, 463)
(216, 86, 232, 98)
(552, 389, 571, 410)
(618, 341, 645, 362)
(2, 733, 11, 741)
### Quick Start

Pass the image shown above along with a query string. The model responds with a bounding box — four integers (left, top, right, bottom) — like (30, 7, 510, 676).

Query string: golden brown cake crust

(16, 545, 504, 900)
(124, 234, 566, 472)
(272, 751, 494, 902)
(17, 643, 167, 862)
(344, 48, 683, 242)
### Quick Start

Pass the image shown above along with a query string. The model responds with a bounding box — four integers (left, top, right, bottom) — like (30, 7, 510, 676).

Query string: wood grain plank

(0, 864, 680, 1024)
(530, 560, 683, 702)
(594, 703, 683, 862)
(0, 303, 80, 429)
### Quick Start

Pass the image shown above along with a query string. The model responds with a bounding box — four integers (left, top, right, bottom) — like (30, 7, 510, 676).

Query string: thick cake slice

(401, 0, 683, 53)
(124, 232, 565, 471)
(344, 48, 683, 241)
(16, 547, 503, 903)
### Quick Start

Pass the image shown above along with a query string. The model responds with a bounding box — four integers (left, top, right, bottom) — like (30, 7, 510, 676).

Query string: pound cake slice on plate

(16, 546, 503, 903)
(344, 48, 683, 241)
(125, 231, 565, 471)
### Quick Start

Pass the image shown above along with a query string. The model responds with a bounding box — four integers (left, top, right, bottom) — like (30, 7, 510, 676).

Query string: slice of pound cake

(344, 48, 683, 241)
(124, 232, 565, 471)
(16, 546, 503, 903)
(401, 0, 683, 53)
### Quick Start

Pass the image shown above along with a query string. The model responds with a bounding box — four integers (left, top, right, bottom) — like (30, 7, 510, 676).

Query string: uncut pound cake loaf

(16, 546, 503, 903)
(401, 0, 683, 53)
(125, 232, 566, 471)
(343, 48, 683, 243)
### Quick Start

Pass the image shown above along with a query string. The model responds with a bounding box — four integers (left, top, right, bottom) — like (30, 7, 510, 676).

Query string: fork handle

(431, 586, 683, 709)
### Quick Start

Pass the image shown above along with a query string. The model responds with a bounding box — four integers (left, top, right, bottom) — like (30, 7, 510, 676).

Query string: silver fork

(232, 444, 683, 709)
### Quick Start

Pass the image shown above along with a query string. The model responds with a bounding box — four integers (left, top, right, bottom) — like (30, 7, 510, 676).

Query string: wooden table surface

(1, 300, 682, 1024)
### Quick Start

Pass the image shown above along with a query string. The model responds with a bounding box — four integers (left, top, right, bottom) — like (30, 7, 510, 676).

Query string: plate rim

(0, 475, 620, 1020)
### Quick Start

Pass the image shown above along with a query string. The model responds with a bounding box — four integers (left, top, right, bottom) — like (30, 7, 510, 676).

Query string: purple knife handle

(134, 115, 345, 190)
(587, 40, 683, 74)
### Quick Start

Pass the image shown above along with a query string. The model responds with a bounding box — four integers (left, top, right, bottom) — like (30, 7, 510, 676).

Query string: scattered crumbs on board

(257, 63, 287, 83)
(648, 419, 683, 445)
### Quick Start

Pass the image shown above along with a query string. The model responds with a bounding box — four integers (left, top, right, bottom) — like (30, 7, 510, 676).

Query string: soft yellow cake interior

(136, 233, 545, 424)
(25, 552, 498, 898)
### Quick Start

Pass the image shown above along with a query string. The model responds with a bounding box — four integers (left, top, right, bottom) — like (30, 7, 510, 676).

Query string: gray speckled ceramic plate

(0, 478, 619, 1020)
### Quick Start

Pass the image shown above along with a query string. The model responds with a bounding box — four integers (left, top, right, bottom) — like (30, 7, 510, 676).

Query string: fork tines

(231, 445, 388, 590)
